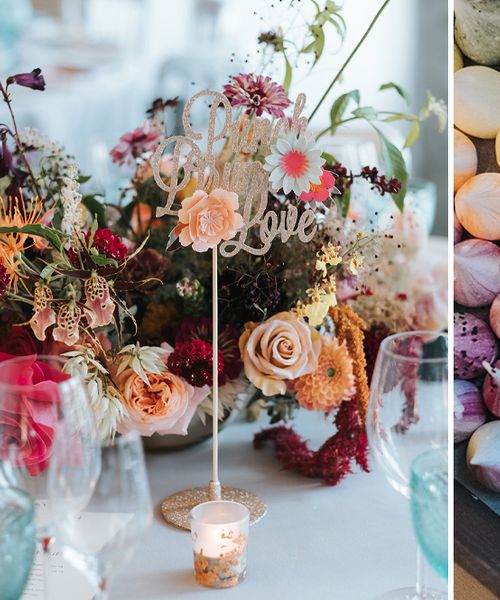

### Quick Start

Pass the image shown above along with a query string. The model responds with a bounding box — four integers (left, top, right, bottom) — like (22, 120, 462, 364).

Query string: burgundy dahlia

(223, 73, 291, 118)
(121, 248, 170, 291)
(0, 262, 9, 301)
(167, 339, 224, 388)
(175, 317, 242, 383)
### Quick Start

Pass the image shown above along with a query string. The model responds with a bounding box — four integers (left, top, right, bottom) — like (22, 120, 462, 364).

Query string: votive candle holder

(190, 500, 250, 588)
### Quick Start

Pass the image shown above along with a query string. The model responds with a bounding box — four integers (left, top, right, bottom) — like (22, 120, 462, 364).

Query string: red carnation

(167, 339, 224, 388)
(87, 228, 127, 262)
(175, 317, 242, 384)
(0, 262, 9, 301)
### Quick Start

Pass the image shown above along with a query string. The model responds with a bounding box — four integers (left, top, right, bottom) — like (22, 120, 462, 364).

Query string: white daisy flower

(263, 132, 325, 196)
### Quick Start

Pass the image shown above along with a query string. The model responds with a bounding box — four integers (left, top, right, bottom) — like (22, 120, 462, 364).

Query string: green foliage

(0, 224, 66, 253)
(373, 127, 408, 212)
(82, 194, 106, 228)
(339, 187, 351, 218)
(90, 254, 119, 268)
(261, 1, 346, 92)
(379, 81, 410, 104)
(328, 89, 360, 133)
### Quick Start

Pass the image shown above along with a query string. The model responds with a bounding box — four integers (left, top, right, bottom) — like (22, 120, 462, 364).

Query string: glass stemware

(0, 487, 36, 600)
(0, 354, 99, 598)
(49, 430, 153, 600)
(410, 449, 448, 582)
(367, 331, 448, 600)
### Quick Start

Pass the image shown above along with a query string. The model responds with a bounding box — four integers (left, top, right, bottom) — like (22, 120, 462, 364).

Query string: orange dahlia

(294, 336, 355, 411)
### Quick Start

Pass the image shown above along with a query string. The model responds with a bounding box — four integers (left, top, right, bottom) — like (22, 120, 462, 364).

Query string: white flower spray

(63, 347, 126, 440)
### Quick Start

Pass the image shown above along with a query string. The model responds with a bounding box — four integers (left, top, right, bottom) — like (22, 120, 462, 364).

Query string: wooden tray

(454, 481, 500, 596)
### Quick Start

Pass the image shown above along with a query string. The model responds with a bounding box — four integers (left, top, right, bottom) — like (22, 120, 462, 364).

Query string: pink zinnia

(223, 73, 291, 118)
(110, 119, 162, 165)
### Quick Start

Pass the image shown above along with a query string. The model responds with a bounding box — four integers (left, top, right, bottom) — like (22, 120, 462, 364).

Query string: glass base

(373, 587, 447, 600)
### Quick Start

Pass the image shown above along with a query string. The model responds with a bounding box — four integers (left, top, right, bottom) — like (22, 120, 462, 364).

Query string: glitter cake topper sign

(151, 89, 318, 257)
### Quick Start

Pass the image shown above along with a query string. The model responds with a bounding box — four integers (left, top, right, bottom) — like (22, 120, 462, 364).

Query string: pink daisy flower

(223, 73, 291, 118)
(264, 132, 324, 196)
(299, 168, 337, 203)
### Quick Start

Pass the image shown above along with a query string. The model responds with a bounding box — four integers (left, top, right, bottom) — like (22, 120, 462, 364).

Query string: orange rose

(177, 188, 244, 252)
(115, 367, 209, 436)
(239, 311, 321, 396)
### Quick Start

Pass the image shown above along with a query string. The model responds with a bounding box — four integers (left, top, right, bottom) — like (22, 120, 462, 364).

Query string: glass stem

(93, 577, 109, 600)
(415, 546, 425, 598)
(42, 538, 54, 600)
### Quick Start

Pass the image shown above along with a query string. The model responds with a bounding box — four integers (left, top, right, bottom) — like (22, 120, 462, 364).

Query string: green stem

(316, 116, 359, 140)
(6, 292, 33, 305)
(308, 0, 392, 123)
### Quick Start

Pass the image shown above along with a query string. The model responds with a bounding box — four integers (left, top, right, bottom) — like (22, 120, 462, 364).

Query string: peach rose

(239, 311, 321, 396)
(116, 365, 209, 437)
(177, 188, 244, 252)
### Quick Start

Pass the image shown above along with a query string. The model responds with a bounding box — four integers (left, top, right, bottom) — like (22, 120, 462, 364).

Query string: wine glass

(410, 448, 448, 582)
(367, 331, 448, 600)
(49, 430, 153, 599)
(0, 487, 37, 599)
(0, 354, 99, 598)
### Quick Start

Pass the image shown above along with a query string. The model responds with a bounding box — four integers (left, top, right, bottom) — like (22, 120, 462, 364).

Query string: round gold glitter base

(161, 486, 267, 530)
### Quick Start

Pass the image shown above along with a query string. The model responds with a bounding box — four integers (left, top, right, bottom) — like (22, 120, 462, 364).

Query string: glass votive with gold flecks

(190, 500, 250, 588)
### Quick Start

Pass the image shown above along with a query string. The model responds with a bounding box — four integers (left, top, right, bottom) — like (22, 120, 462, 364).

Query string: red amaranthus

(254, 399, 369, 486)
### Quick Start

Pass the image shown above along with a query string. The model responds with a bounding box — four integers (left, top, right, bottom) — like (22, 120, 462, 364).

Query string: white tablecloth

(111, 411, 445, 600)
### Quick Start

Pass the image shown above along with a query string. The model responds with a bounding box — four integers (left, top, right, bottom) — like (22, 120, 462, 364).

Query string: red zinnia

(167, 339, 224, 388)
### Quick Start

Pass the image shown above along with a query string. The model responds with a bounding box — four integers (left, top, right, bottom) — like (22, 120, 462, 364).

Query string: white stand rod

(209, 246, 221, 501)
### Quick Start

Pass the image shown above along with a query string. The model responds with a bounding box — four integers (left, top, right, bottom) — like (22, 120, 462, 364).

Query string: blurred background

(0, 0, 447, 235)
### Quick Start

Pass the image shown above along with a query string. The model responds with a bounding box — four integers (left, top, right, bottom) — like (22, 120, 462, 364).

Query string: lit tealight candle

(190, 501, 250, 588)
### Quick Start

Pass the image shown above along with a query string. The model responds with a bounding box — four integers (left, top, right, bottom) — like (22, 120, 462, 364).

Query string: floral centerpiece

(0, 1, 446, 486)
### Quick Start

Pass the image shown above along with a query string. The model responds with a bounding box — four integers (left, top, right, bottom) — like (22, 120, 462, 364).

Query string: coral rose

(239, 311, 321, 396)
(115, 357, 209, 437)
(177, 188, 244, 252)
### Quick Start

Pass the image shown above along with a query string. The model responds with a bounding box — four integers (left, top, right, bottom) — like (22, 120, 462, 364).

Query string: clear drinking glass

(410, 449, 448, 581)
(0, 487, 36, 600)
(49, 430, 153, 599)
(0, 354, 99, 599)
(367, 331, 448, 600)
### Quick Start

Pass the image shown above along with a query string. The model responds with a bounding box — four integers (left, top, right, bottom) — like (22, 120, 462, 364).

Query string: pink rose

(0, 353, 69, 476)
(239, 311, 321, 396)
(115, 358, 209, 437)
(177, 188, 244, 252)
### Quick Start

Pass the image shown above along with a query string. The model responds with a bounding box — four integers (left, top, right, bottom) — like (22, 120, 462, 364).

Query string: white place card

(22, 510, 132, 600)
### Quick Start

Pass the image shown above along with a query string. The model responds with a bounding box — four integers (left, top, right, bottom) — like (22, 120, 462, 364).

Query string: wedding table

(111, 411, 445, 600)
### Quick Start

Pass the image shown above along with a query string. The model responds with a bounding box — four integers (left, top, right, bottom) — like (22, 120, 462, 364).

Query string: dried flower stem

(0, 82, 43, 199)
(308, 0, 392, 123)
(330, 304, 369, 424)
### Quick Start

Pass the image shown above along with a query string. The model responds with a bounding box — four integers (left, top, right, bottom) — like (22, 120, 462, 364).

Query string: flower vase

(142, 408, 237, 452)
